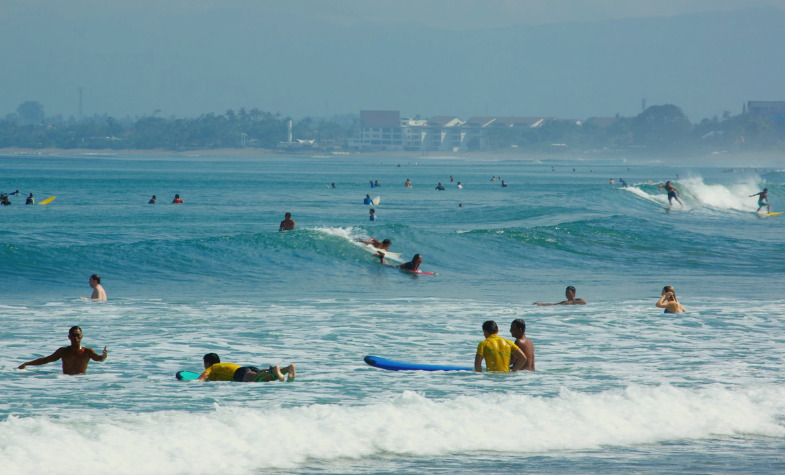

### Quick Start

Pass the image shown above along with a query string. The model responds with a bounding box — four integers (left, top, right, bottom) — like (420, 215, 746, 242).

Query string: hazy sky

(2, 0, 784, 121)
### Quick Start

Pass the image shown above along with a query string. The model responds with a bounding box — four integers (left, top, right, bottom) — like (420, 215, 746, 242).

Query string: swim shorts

(233, 366, 261, 382)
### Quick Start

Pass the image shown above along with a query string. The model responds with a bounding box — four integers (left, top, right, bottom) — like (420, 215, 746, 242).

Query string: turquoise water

(1, 153, 784, 473)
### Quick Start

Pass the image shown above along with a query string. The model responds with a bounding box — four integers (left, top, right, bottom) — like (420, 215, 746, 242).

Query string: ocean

(1, 152, 784, 474)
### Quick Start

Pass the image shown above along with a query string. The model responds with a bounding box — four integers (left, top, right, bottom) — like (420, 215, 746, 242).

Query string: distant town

(2, 101, 784, 155)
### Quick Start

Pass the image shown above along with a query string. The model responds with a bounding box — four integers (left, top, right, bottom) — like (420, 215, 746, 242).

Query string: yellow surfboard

(38, 196, 55, 205)
(766, 212, 782, 216)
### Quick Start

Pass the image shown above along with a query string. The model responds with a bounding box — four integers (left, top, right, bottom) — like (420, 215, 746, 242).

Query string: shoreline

(0, 146, 781, 167)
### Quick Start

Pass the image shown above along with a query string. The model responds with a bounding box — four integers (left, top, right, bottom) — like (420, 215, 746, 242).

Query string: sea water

(1, 153, 783, 474)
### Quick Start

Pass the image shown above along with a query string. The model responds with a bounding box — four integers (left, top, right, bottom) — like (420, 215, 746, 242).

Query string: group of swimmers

(147, 194, 183, 204)
(1, 190, 36, 205)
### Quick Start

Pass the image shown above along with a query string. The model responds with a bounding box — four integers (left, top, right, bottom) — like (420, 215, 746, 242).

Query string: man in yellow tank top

(475, 320, 526, 372)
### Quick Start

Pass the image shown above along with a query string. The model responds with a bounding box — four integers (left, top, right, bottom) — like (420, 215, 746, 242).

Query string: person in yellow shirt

(197, 353, 295, 382)
(475, 320, 526, 372)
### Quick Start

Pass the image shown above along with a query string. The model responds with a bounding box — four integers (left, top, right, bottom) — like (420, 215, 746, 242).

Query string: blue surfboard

(364, 355, 472, 372)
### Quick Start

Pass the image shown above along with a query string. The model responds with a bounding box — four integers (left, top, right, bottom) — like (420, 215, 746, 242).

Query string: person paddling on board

(750, 188, 770, 213)
(197, 353, 295, 382)
(658, 181, 684, 209)
(475, 320, 526, 373)
(279, 212, 295, 231)
(377, 253, 422, 271)
(18, 326, 107, 375)
(534, 286, 586, 306)
(509, 319, 535, 371)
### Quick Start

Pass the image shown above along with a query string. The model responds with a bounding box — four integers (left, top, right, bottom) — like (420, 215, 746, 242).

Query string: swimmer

(656, 285, 685, 314)
(148, 195, 156, 204)
(500, 180, 508, 187)
(405, 178, 412, 188)
(197, 353, 295, 382)
(361, 237, 391, 251)
(81, 274, 107, 301)
(750, 188, 770, 213)
(657, 181, 684, 209)
(435, 182, 445, 190)
(331, 183, 336, 188)
(509, 319, 535, 371)
(172, 194, 183, 204)
(609, 178, 615, 185)
(363, 194, 373, 205)
(457, 182, 463, 189)
(25, 193, 34, 205)
(1, 195, 11, 205)
(534, 286, 586, 306)
(18, 326, 107, 375)
(475, 320, 526, 373)
(279, 212, 295, 231)
(369, 208, 377, 221)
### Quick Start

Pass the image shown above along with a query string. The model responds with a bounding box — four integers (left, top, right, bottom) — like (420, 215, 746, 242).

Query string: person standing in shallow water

(656, 285, 685, 313)
(82, 274, 107, 301)
(510, 319, 535, 371)
(279, 212, 295, 231)
(18, 326, 108, 375)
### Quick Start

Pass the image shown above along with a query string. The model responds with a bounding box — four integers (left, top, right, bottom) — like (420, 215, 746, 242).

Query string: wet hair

(382, 239, 391, 246)
(566, 286, 576, 293)
(370, 208, 375, 213)
(203, 353, 220, 366)
(69, 325, 82, 336)
(511, 319, 526, 333)
(412, 254, 422, 261)
(662, 285, 676, 300)
(90, 274, 101, 284)
(285, 212, 291, 218)
(482, 320, 498, 334)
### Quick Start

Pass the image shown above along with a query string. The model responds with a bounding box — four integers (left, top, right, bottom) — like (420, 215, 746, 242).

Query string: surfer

(475, 320, 526, 373)
(363, 194, 373, 205)
(18, 326, 107, 375)
(435, 182, 445, 190)
(25, 193, 34, 205)
(501, 180, 508, 187)
(534, 286, 586, 306)
(509, 319, 535, 371)
(376, 253, 422, 271)
(361, 238, 391, 251)
(172, 194, 183, 204)
(279, 212, 295, 231)
(331, 183, 336, 188)
(457, 182, 463, 189)
(750, 188, 770, 213)
(197, 353, 295, 382)
(609, 178, 615, 185)
(82, 274, 107, 301)
(1, 195, 11, 205)
(405, 178, 412, 188)
(148, 195, 156, 204)
(369, 208, 377, 221)
(656, 285, 685, 314)
(657, 181, 684, 209)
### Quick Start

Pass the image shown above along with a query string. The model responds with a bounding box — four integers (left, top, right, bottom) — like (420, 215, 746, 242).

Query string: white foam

(1, 385, 783, 474)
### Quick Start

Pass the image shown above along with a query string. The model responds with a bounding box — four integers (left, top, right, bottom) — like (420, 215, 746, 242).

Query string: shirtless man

(534, 286, 586, 306)
(658, 180, 684, 209)
(750, 188, 770, 213)
(279, 212, 295, 231)
(18, 326, 107, 375)
(87, 274, 107, 301)
(361, 237, 391, 251)
(510, 319, 535, 371)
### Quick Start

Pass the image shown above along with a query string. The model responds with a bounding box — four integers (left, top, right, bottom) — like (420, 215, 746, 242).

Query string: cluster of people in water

(1, 190, 37, 205)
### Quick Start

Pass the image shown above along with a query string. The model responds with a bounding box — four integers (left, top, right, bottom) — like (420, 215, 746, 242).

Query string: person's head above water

(482, 320, 499, 335)
(203, 353, 220, 368)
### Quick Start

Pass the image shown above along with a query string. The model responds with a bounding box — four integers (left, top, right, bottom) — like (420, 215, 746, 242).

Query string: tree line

(2, 101, 782, 153)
